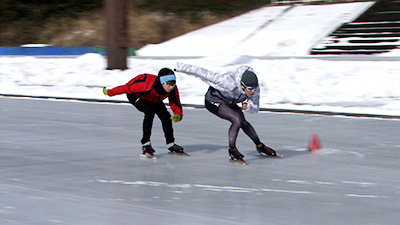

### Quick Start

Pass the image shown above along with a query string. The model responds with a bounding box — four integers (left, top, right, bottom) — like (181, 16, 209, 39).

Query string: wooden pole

(104, 0, 128, 70)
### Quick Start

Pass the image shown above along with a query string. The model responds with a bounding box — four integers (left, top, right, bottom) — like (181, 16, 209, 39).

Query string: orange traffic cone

(309, 134, 322, 151)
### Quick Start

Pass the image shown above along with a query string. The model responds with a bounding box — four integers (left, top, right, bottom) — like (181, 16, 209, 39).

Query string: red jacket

(108, 74, 183, 118)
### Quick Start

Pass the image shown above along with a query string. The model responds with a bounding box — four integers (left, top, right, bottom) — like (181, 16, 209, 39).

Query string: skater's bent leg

(216, 104, 244, 148)
(227, 122, 241, 148)
(229, 105, 261, 145)
(241, 120, 261, 145)
(233, 107, 262, 145)
(142, 112, 155, 144)
(206, 100, 250, 148)
(155, 102, 175, 144)
(128, 97, 156, 144)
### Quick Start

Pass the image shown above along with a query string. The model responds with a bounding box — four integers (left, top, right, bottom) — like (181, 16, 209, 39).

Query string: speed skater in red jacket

(103, 68, 186, 156)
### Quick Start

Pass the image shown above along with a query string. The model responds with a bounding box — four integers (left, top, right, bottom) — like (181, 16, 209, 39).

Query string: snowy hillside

(137, 2, 375, 56)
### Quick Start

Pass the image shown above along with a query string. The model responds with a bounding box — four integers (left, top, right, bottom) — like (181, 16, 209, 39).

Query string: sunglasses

(241, 82, 257, 91)
(165, 81, 176, 86)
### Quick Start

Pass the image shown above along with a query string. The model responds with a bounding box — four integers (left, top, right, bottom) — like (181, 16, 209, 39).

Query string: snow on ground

(137, 2, 374, 56)
(1, 54, 399, 117)
(0, 2, 399, 117)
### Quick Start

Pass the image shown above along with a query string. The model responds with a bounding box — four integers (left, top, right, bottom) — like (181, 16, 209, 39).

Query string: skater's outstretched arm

(103, 74, 152, 97)
(175, 62, 236, 92)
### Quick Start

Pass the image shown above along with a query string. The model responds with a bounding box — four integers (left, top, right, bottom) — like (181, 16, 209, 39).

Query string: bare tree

(104, 0, 128, 70)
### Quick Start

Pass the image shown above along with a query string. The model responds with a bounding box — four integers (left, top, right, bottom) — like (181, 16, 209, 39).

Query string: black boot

(228, 147, 244, 160)
(257, 143, 276, 156)
(168, 143, 185, 153)
(142, 143, 155, 155)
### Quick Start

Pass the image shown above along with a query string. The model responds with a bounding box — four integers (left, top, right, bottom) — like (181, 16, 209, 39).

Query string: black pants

(127, 94, 174, 145)
(205, 100, 261, 148)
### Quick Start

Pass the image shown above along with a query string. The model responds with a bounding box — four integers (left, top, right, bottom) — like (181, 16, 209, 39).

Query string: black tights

(205, 100, 261, 148)
(128, 94, 174, 145)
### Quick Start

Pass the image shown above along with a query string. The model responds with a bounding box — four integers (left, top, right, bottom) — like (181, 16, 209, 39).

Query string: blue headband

(160, 74, 176, 84)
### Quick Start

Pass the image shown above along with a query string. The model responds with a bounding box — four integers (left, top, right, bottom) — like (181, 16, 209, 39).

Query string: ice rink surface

(1, 97, 400, 224)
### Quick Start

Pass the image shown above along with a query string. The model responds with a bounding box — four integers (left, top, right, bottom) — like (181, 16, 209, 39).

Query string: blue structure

(0, 46, 135, 56)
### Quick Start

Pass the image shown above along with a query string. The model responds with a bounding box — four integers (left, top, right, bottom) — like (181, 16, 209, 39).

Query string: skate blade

(229, 159, 248, 165)
(259, 153, 284, 159)
(168, 151, 190, 156)
(140, 153, 157, 159)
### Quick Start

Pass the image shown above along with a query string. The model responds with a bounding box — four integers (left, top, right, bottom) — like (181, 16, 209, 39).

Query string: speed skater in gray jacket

(175, 62, 277, 161)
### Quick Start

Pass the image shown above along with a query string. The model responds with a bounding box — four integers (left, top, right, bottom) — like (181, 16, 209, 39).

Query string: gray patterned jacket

(175, 62, 260, 113)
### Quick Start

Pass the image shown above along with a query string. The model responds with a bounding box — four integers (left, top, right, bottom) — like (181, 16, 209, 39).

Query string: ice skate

(228, 147, 247, 165)
(167, 143, 190, 156)
(257, 143, 277, 156)
(257, 143, 283, 158)
(140, 143, 157, 159)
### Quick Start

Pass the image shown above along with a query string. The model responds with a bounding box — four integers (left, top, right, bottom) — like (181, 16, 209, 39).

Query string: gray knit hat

(241, 70, 258, 87)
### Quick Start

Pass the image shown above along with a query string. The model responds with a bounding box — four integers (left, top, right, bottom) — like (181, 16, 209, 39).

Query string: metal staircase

(310, 0, 400, 55)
